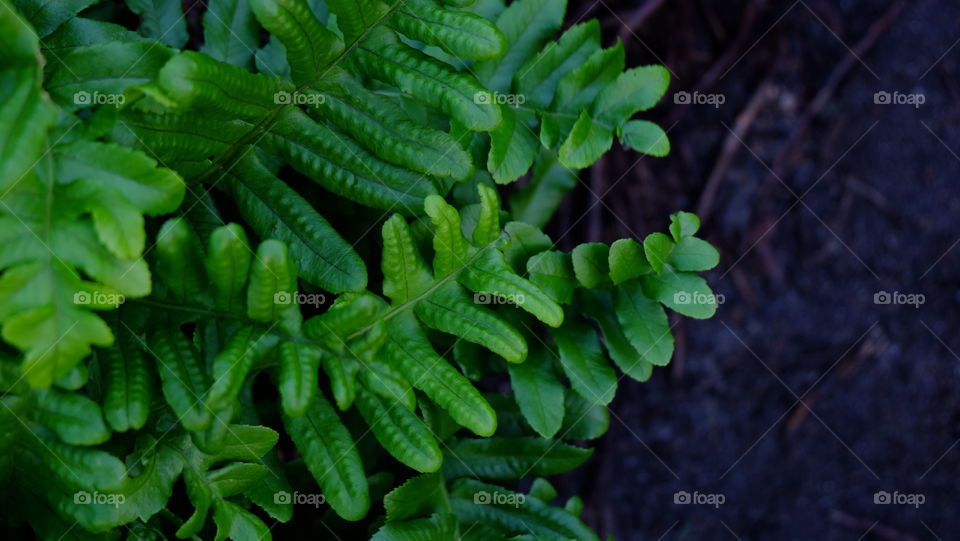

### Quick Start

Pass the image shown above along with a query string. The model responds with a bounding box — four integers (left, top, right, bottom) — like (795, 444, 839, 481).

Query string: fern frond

(249, 0, 344, 84)
(284, 394, 370, 520)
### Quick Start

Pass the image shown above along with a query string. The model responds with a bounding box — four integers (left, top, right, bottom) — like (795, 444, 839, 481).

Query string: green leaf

(12, 0, 98, 37)
(559, 111, 612, 169)
(371, 513, 458, 541)
(592, 65, 670, 127)
(474, 0, 566, 92)
(443, 436, 591, 479)
(579, 289, 651, 382)
(502, 221, 553, 271)
(487, 106, 539, 184)
(460, 247, 564, 327)
(355, 31, 501, 131)
(386, 312, 497, 436)
(508, 346, 564, 438)
(48, 435, 183, 533)
(559, 390, 609, 440)
(608, 238, 651, 285)
(553, 42, 625, 112)
(283, 394, 370, 521)
(148, 323, 211, 431)
(43, 17, 144, 52)
(265, 108, 439, 212)
(516, 20, 601, 108)
(249, 0, 343, 84)
(642, 232, 673, 274)
(382, 215, 434, 303)
(212, 500, 272, 541)
(392, 0, 506, 60)
(571, 242, 610, 289)
(0, 6, 56, 191)
(669, 211, 701, 241)
(207, 326, 276, 412)
(450, 479, 599, 541)
(614, 280, 673, 366)
(64, 179, 145, 260)
(205, 224, 252, 312)
(526, 250, 576, 304)
(424, 195, 470, 277)
(34, 388, 110, 446)
(303, 292, 389, 351)
(125, 0, 188, 47)
(325, 0, 384, 42)
(620, 119, 670, 157)
(54, 141, 185, 216)
(529, 477, 558, 501)
(155, 217, 207, 303)
(45, 41, 175, 110)
(311, 68, 473, 180)
(100, 324, 152, 432)
(642, 268, 718, 319)
(414, 282, 527, 363)
(667, 237, 720, 271)
(553, 317, 616, 405)
(245, 239, 298, 325)
(564, 495, 584, 516)
(155, 51, 289, 122)
(355, 384, 443, 472)
(202, 0, 261, 67)
(473, 183, 501, 245)
(225, 153, 367, 292)
(278, 341, 323, 417)
(384, 473, 444, 521)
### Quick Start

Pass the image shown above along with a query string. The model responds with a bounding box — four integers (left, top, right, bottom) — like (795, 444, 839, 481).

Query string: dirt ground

(551, 0, 960, 539)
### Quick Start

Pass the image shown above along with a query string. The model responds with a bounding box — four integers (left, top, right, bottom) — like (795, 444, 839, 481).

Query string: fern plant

(0, 0, 721, 539)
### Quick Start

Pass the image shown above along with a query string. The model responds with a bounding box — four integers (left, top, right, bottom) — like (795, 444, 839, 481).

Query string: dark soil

(554, 1, 960, 539)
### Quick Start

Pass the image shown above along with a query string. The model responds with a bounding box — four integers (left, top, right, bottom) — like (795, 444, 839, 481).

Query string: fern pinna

(0, 0, 720, 539)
